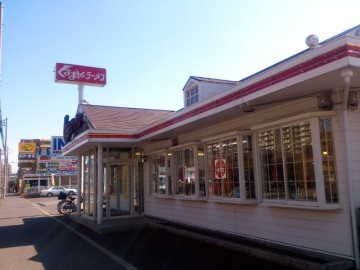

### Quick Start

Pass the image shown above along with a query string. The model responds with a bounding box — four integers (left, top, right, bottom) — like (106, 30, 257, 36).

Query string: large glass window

(149, 137, 254, 201)
(259, 128, 285, 200)
(150, 154, 166, 195)
(148, 145, 205, 197)
(257, 117, 338, 206)
(174, 147, 195, 196)
(207, 138, 239, 198)
(320, 118, 338, 203)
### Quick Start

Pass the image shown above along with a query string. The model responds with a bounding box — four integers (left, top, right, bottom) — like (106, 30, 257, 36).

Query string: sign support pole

(78, 84, 84, 104)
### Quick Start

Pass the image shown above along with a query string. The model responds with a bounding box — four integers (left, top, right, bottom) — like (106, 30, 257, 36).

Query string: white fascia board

(138, 36, 360, 140)
(240, 36, 354, 85)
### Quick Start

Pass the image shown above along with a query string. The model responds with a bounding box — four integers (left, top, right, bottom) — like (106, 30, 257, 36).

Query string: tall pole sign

(54, 63, 106, 104)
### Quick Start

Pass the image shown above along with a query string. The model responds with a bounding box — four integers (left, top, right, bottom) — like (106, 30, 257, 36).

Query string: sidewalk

(0, 195, 132, 270)
(0, 194, 51, 270)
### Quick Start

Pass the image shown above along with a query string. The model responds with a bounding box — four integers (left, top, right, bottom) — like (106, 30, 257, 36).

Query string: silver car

(40, 186, 77, 197)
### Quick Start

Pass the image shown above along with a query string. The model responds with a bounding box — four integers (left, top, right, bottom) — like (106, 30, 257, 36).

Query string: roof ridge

(80, 104, 174, 112)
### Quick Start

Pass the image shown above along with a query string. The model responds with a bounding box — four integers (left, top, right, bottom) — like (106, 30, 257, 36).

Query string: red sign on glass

(215, 159, 226, 179)
(55, 63, 106, 87)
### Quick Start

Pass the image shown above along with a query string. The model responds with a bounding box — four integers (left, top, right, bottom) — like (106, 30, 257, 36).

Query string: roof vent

(305, 34, 319, 48)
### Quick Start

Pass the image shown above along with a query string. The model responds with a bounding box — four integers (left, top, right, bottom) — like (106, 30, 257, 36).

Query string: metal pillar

(97, 144, 103, 225)
(78, 84, 84, 104)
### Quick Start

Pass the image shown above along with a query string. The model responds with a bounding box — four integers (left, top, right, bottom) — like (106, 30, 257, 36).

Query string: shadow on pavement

(0, 214, 293, 270)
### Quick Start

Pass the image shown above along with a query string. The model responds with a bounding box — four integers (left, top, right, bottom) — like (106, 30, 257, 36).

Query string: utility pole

(0, 117, 7, 200)
(0, 2, 4, 201)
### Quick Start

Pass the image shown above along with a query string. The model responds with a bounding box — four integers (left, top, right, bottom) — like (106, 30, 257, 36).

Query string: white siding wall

(143, 99, 354, 259)
(199, 81, 235, 103)
(145, 189, 353, 258)
(347, 110, 360, 208)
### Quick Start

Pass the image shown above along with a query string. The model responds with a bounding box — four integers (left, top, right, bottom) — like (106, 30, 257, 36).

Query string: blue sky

(2, 0, 360, 169)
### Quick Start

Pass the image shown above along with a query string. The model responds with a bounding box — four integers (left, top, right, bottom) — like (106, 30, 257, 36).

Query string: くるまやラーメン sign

(55, 63, 106, 87)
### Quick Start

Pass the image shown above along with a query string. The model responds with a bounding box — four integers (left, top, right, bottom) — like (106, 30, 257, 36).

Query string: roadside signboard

(55, 63, 106, 87)
(50, 136, 78, 174)
(19, 142, 37, 154)
(51, 136, 66, 157)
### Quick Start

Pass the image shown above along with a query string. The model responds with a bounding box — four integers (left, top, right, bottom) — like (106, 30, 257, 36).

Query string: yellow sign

(19, 143, 37, 154)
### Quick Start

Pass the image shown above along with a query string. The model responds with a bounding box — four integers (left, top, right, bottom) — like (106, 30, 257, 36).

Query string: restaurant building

(62, 25, 360, 267)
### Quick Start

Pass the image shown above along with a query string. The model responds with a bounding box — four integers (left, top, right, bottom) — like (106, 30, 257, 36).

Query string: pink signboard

(60, 159, 78, 171)
(55, 63, 106, 87)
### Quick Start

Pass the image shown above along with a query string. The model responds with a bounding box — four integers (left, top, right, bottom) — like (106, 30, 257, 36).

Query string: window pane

(186, 86, 199, 106)
(243, 135, 255, 199)
(150, 154, 165, 195)
(283, 122, 316, 201)
(174, 150, 184, 195)
(166, 153, 172, 196)
(319, 118, 338, 203)
(207, 138, 239, 198)
(184, 148, 195, 196)
(224, 138, 239, 198)
(259, 129, 285, 200)
(158, 155, 166, 194)
(197, 145, 206, 197)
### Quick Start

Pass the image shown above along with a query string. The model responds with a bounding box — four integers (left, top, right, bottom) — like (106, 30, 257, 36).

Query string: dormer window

(185, 85, 199, 107)
(183, 76, 238, 109)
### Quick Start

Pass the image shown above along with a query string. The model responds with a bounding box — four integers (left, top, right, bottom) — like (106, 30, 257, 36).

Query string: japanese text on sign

(55, 63, 106, 87)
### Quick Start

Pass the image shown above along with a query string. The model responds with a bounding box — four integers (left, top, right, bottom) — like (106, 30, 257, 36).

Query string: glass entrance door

(107, 163, 131, 218)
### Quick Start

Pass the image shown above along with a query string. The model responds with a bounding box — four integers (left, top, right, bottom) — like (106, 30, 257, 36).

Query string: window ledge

(155, 194, 174, 199)
(260, 200, 342, 211)
(151, 194, 208, 201)
(207, 197, 258, 205)
(174, 195, 207, 201)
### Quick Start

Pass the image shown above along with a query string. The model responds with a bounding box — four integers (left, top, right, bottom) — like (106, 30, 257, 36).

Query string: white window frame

(171, 144, 201, 199)
(148, 144, 206, 200)
(149, 151, 171, 197)
(185, 85, 199, 107)
(203, 133, 257, 204)
(252, 111, 340, 210)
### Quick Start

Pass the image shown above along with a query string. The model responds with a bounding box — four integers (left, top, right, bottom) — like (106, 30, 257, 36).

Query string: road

(0, 195, 293, 270)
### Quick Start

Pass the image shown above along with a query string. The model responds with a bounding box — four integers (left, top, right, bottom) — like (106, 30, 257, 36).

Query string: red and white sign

(214, 159, 226, 179)
(60, 159, 78, 171)
(55, 63, 106, 87)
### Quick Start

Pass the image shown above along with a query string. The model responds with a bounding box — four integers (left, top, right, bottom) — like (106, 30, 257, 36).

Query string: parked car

(40, 186, 77, 197)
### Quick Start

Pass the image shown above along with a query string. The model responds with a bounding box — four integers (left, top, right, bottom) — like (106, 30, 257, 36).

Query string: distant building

(18, 137, 78, 194)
